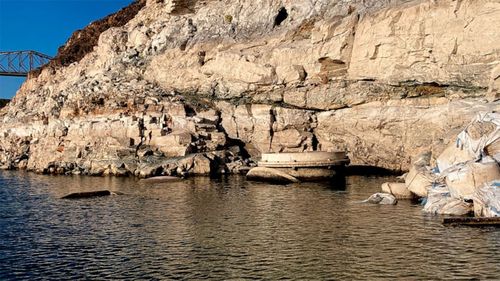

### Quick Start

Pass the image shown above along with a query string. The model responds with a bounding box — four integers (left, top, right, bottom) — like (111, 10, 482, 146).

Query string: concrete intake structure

(247, 151, 349, 183)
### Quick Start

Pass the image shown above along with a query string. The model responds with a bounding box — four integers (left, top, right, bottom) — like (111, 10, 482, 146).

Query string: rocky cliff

(1, 0, 499, 176)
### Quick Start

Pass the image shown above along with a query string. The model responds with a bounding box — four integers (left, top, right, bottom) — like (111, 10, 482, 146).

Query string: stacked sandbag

(394, 151, 439, 198)
(439, 200, 474, 216)
(435, 143, 475, 173)
(422, 185, 451, 214)
(423, 185, 473, 216)
(484, 139, 500, 162)
(416, 112, 500, 216)
(472, 181, 500, 217)
(443, 157, 500, 200)
(405, 165, 437, 198)
(436, 112, 500, 172)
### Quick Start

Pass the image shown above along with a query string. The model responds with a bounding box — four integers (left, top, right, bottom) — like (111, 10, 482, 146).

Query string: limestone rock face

(349, 0, 500, 87)
(0, 0, 499, 175)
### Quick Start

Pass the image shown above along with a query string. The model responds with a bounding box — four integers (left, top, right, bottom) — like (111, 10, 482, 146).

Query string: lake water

(0, 171, 499, 280)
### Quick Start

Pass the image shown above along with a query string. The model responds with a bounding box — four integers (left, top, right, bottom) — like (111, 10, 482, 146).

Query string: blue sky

(0, 0, 133, 99)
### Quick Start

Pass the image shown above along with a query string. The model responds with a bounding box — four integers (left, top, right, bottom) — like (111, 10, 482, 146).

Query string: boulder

(270, 129, 313, 152)
(381, 182, 414, 199)
(150, 130, 192, 157)
(191, 154, 212, 175)
(363, 193, 397, 205)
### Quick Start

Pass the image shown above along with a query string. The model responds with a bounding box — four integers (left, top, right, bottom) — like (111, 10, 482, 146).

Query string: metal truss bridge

(0, 51, 52, 77)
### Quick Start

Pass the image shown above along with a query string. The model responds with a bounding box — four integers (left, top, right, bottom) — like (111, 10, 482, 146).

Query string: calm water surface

(0, 171, 499, 280)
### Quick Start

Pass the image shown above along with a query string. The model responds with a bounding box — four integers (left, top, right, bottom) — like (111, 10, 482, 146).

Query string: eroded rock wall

(1, 0, 499, 175)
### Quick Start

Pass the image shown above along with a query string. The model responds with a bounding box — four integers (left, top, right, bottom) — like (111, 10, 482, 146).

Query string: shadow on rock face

(346, 165, 402, 176)
(170, 0, 198, 15)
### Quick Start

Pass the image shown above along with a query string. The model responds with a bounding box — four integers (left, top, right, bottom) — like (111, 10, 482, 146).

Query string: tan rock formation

(0, 0, 499, 176)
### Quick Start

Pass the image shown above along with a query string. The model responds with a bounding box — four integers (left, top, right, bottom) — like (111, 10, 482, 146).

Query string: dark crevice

(184, 104, 197, 117)
(359, 78, 376, 82)
(311, 134, 319, 151)
(419, 82, 447, 88)
(135, 118, 146, 158)
(269, 107, 276, 151)
(215, 110, 250, 160)
(245, 104, 253, 117)
(222, 96, 326, 113)
(179, 40, 188, 51)
(398, 80, 448, 87)
(273, 7, 288, 27)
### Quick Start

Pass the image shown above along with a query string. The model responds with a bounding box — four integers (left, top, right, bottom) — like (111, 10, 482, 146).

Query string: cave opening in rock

(185, 105, 197, 117)
(274, 7, 288, 27)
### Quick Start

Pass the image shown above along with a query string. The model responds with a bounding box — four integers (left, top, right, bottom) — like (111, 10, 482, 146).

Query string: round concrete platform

(258, 151, 349, 168)
(248, 151, 349, 182)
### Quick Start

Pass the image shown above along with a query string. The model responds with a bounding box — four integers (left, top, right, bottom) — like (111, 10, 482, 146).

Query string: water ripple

(0, 171, 498, 280)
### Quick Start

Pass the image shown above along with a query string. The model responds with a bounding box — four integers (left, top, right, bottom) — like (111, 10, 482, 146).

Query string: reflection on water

(0, 171, 499, 280)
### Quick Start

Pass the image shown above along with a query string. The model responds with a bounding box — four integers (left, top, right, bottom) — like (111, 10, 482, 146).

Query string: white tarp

(472, 180, 500, 217)
(415, 112, 500, 217)
(437, 112, 500, 172)
(423, 185, 473, 215)
(443, 157, 500, 200)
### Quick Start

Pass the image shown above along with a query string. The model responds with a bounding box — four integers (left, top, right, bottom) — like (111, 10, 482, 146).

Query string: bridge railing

(0, 51, 52, 77)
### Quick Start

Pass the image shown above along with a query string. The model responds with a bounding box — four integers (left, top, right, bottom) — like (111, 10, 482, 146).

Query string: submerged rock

(363, 193, 397, 205)
(61, 190, 119, 199)
(140, 175, 183, 183)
